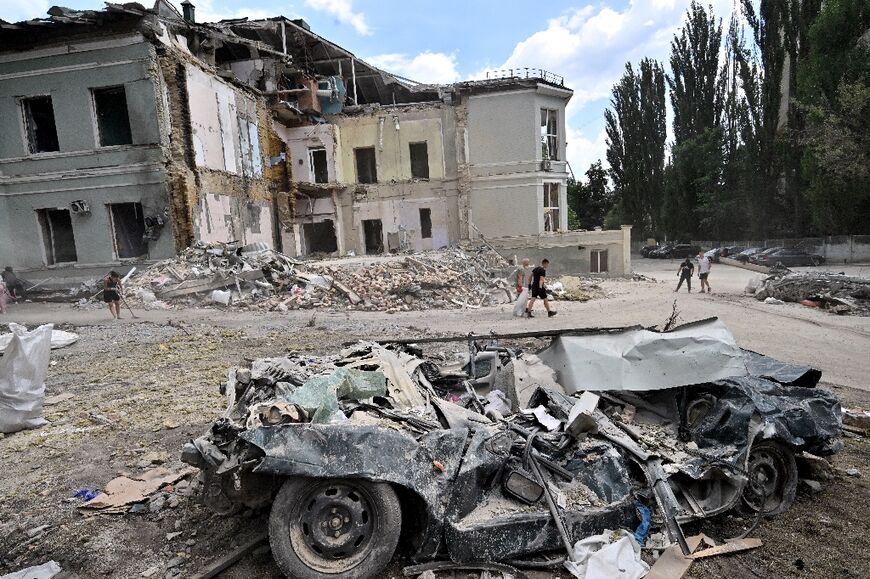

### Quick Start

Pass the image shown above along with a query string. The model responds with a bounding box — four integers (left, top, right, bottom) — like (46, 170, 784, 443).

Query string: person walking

(103, 271, 123, 319)
(525, 259, 556, 317)
(512, 258, 533, 317)
(697, 251, 712, 293)
(674, 257, 694, 293)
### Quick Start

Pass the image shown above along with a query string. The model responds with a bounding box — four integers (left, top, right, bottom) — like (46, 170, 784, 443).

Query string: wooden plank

(645, 534, 713, 579)
(688, 538, 762, 559)
(190, 531, 268, 579)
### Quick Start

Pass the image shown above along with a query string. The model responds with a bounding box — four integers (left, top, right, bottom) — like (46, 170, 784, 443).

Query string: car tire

(740, 440, 798, 516)
(269, 478, 402, 579)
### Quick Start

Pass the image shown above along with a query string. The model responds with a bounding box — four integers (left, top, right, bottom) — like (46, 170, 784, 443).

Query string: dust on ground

(1, 258, 869, 578)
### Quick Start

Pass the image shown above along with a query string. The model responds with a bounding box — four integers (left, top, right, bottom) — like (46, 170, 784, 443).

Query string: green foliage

(566, 161, 614, 230)
(605, 59, 667, 236)
(603, 203, 625, 231)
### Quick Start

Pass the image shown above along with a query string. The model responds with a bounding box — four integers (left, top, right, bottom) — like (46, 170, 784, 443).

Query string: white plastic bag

(512, 287, 529, 317)
(0, 323, 53, 434)
(564, 529, 649, 579)
(210, 289, 232, 305)
(0, 560, 62, 579)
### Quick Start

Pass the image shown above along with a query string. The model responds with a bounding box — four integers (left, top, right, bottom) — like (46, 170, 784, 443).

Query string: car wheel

(740, 440, 798, 516)
(269, 478, 402, 579)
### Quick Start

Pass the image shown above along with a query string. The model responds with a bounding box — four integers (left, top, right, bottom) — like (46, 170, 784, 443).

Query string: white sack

(0, 329, 78, 355)
(564, 529, 649, 579)
(0, 561, 62, 579)
(512, 288, 529, 317)
(0, 323, 53, 434)
(210, 290, 232, 305)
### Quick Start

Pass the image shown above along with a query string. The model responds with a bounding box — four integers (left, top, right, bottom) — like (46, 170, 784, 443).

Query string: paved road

(4, 258, 869, 391)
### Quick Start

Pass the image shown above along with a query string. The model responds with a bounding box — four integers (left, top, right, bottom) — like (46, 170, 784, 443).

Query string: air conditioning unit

(70, 200, 90, 214)
(541, 159, 552, 172)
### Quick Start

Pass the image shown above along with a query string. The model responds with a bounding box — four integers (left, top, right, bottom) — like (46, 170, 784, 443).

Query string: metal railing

(484, 68, 564, 86)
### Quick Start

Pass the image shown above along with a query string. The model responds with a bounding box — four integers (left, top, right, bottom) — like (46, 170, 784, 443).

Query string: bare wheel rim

(289, 481, 378, 573)
(743, 444, 789, 513)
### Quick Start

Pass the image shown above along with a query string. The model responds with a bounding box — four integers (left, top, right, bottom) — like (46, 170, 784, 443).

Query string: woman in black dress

(103, 271, 123, 319)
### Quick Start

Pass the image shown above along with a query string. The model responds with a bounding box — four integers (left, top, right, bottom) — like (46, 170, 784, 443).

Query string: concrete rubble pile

(179, 320, 842, 579)
(121, 241, 515, 312)
(754, 270, 870, 315)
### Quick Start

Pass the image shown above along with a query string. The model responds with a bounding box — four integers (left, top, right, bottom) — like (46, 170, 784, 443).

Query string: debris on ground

(0, 324, 52, 434)
(563, 529, 648, 579)
(0, 328, 78, 354)
(842, 408, 870, 433)
(755, 271, 870, 315)
(179, 319, 842, 578)
(101, 241, 527, 312)
(80, 467, 196, 514)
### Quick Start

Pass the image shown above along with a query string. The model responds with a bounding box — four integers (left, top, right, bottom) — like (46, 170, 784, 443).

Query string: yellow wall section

(334, 114, 445, 183)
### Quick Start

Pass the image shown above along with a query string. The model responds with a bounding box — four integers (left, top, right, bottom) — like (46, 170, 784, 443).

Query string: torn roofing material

(538, 318, 748, 392)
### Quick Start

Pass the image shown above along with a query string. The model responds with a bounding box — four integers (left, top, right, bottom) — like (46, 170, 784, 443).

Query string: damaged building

(0, 2, 631, 276)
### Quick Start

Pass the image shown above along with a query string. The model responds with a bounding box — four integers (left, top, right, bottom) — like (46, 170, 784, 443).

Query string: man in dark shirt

(674, 257, 694, 293)
(525, 259, 556, 317)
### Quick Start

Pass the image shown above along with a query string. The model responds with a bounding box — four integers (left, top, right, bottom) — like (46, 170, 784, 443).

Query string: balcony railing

(484, 68, 564, 86)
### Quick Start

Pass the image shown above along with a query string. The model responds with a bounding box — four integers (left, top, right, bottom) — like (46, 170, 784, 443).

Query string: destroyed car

(181, 319, 841, 578)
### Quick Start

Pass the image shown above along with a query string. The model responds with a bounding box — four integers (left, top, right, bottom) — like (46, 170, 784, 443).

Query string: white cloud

(168, 0, 274, 23)
(487, 0, 736, 169)
(1, 0, 51, 22)
(303, 0, 371, 35)
(566, 125, 608, 177)
(366, 51, 460, 84)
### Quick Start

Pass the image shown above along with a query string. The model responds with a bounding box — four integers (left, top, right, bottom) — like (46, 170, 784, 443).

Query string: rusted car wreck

(181, 318, 841, 578)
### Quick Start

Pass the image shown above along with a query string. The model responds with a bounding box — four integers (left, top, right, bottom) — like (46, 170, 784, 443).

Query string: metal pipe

(351, 58, 358, 105)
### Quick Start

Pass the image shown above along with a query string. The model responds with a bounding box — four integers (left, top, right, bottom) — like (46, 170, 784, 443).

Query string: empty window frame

(409, 141, 429, 179)
(419, 208, 432, 239)
(21, 96, 60, 154)
(108, 202, 148, 258)
(543, 183, 560, 232)
(591, 249, 609, 273)
(540, 109, 558, 161)
(92, 86, 133, 147)
(238, 118, 263, 178)
(355, 147, 378, 184)
(36, 208, 78, 264)
(362, 219, 384, 254)
(302, 220, 338, 254)
(309, 148, 329, 183)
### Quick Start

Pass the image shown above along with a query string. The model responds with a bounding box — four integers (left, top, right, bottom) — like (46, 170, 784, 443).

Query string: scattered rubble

(111, 242, 526, 312)
(754, 270, 870, 315)
(80, 467, 196, 514)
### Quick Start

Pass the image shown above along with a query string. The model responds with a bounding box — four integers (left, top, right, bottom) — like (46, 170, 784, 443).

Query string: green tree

(798, 0, 870, 233)
(605, 59, 667, 236)
(567, 161, 614, 230)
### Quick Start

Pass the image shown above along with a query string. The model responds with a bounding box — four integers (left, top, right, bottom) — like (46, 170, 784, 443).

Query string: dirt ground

(1, 257, 868, 579)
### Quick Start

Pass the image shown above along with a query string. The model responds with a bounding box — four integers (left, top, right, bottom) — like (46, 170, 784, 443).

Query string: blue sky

(1, 0, 737, 178)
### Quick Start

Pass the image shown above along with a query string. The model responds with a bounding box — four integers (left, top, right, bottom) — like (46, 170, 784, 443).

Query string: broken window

(591, 249, 609, 273)
(309, 148, 329, 183)
(362, 219, 383, 254)
(302, 220, 338, 254)
(543, 183, 560, 232)
(540, 109, 558, 161)
(92, 86, 132, 147)
(355, 147, 377, 184)
(21, 96, 59, 154)
(409, 142, 429, 179)
(108, 202, 148, 258)
(36, 208, 77, 264)
(419, 208, 432, 239)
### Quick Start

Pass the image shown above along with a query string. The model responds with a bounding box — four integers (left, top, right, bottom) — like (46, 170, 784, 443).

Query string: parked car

(663, 244, 702, 259)
(649, 244, 674, 258)
(734, 247, 766, 263)
(752, 248, 825, 267)
(748, 247, 783, 264)
(706, 246, 745, 263)
(640, 244, 660, 258)
(182, 322, 841, 579)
